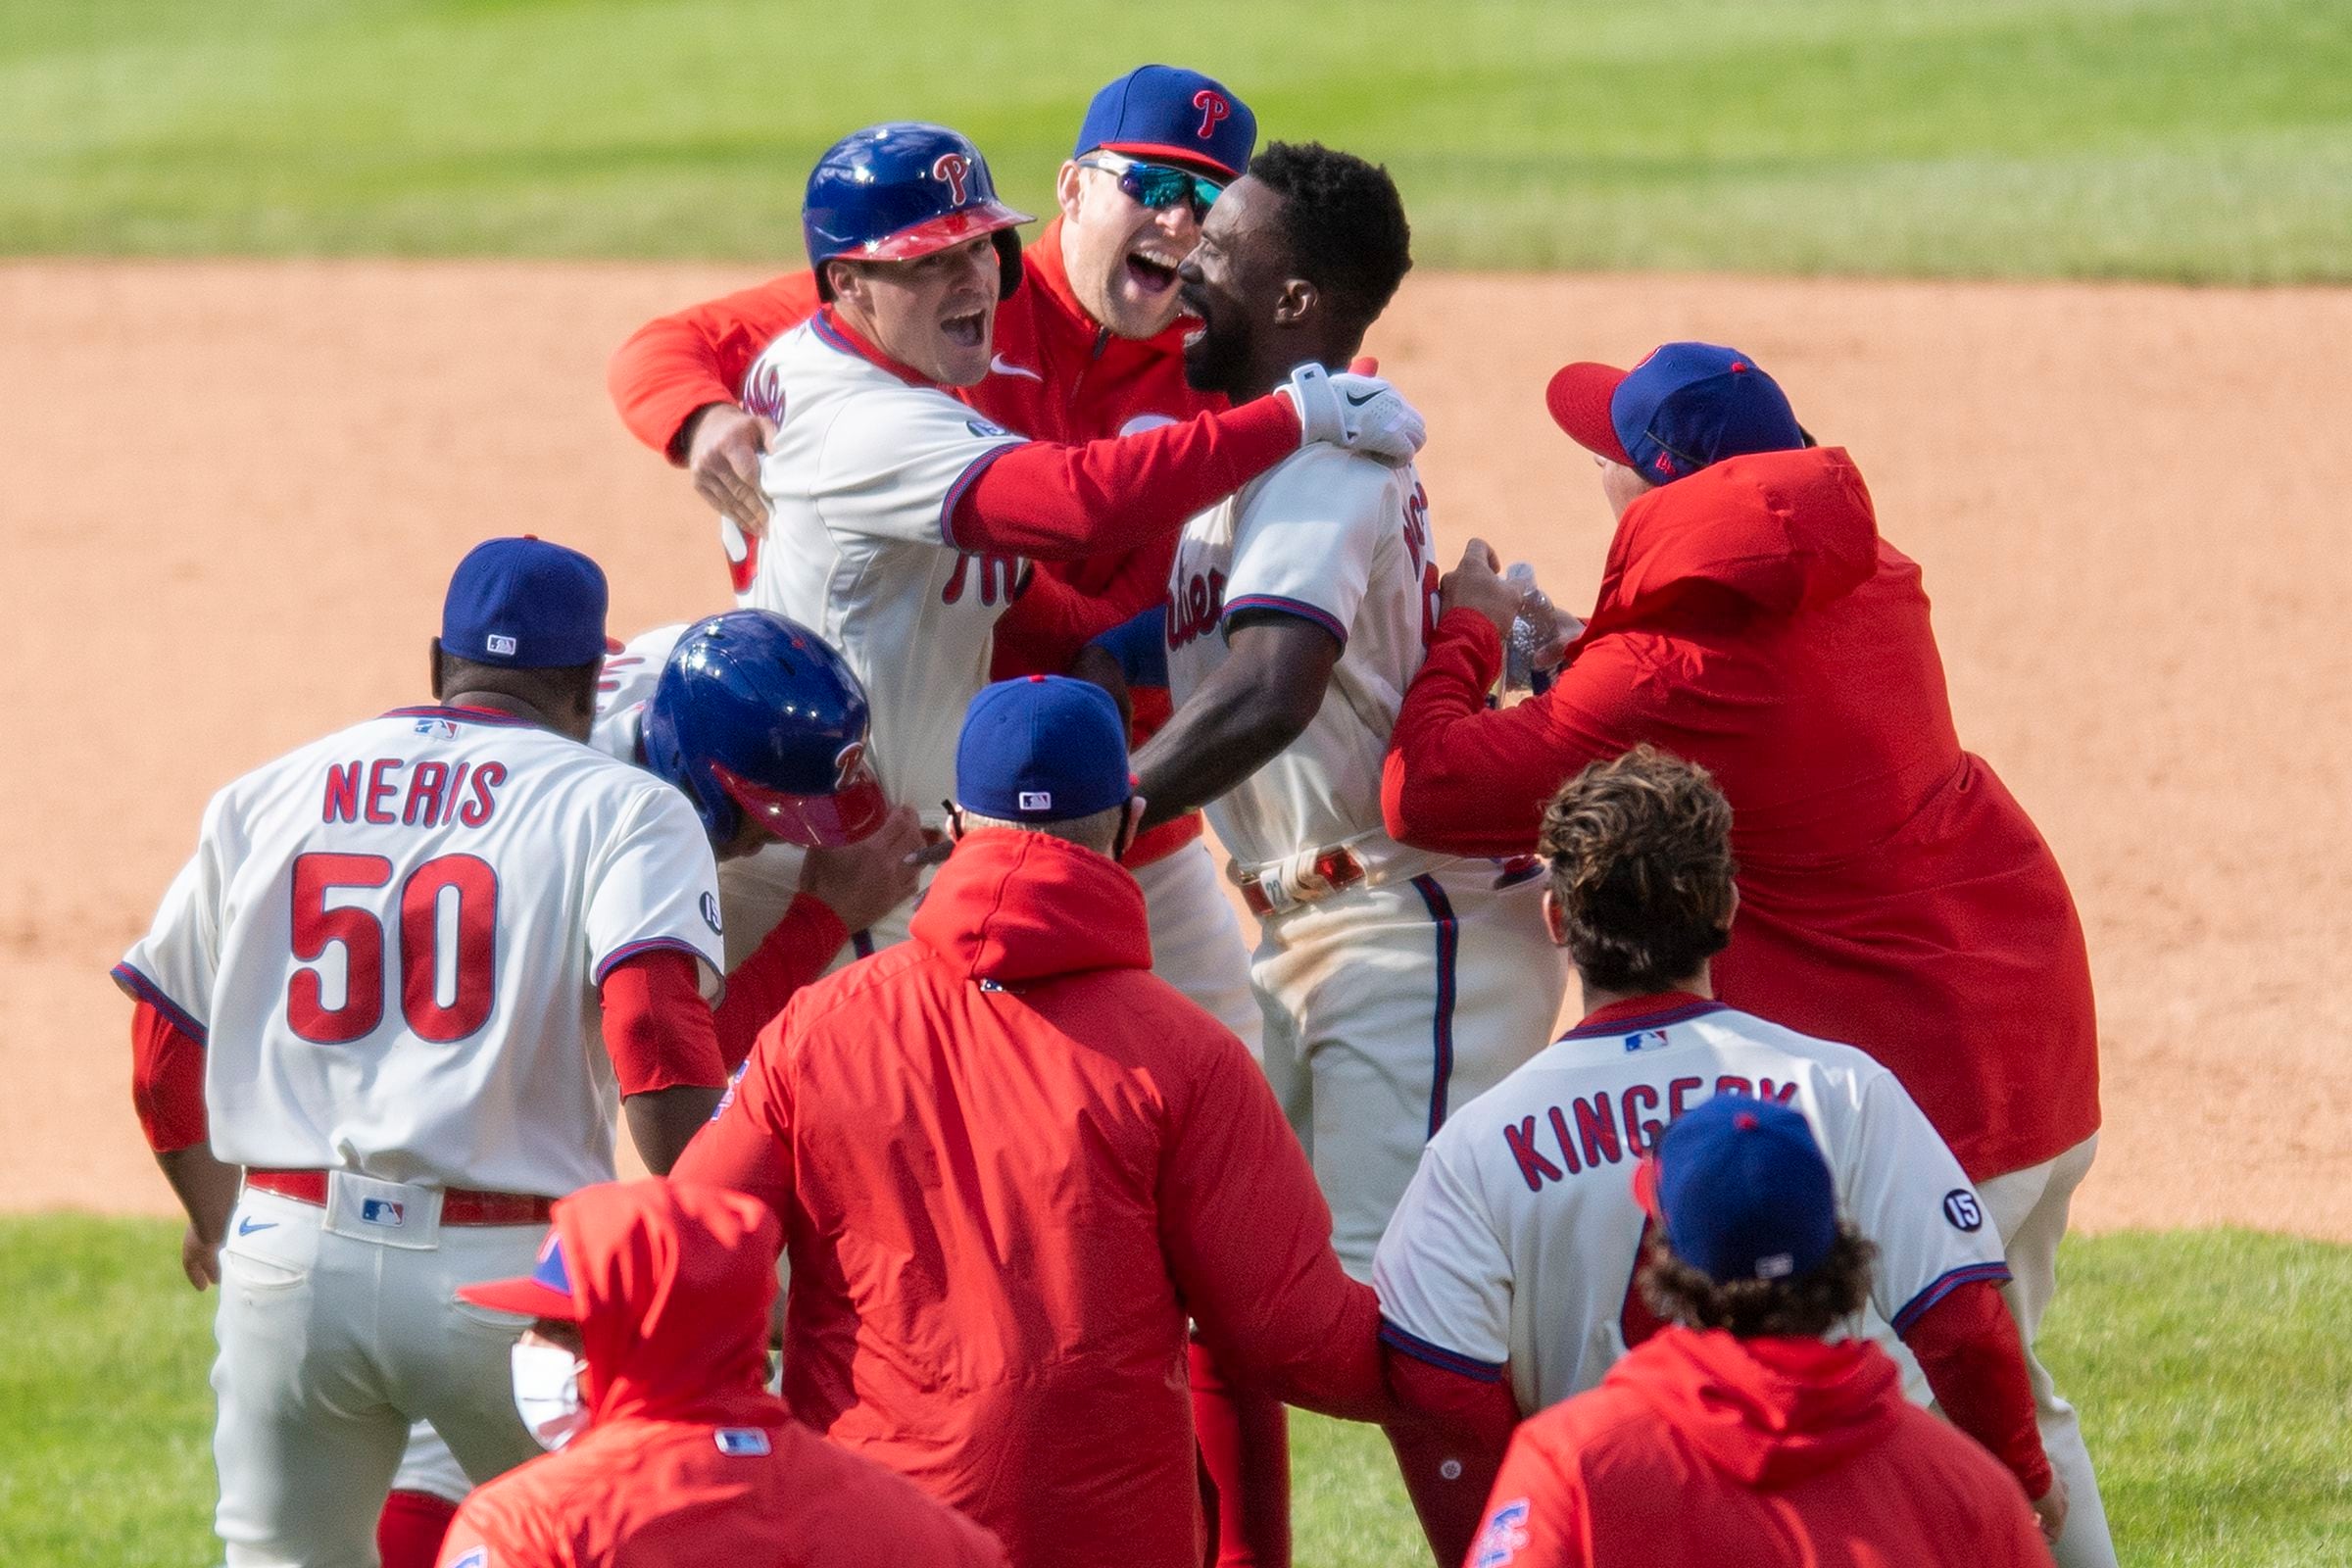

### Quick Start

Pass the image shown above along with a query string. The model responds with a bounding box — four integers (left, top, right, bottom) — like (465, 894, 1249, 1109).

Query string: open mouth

(1125, 248, 1181, 294)
(1177, 285, 1210, 345)
(941, 309, 986, 348)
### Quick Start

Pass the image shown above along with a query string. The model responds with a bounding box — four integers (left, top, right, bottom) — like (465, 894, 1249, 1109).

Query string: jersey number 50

(287, 853, 499, 1044)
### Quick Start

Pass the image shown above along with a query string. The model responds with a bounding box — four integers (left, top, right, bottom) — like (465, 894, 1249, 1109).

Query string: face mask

(510, 1339, 589, 1451)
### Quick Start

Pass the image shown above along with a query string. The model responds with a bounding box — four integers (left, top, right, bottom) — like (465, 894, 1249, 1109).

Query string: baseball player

(719, 120, 1416, 959)
(1372, 748, 2062, 1565)
(373, 608, 922, 1567)
(607, 67, 1270, 1055)
(1123, 142, 1565, 1280)
(1461, 1095, 2056, 1568)
(114, 538, 730, 1567)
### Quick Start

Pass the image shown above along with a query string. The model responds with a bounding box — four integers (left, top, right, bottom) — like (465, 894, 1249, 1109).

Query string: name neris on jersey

(321, 754, 509, 830)
(1497, 1075, 1803, 1194)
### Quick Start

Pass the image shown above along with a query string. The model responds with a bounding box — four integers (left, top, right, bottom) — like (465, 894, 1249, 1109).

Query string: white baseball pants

(211, 1178, 543, 1567)
(1254, 865, 1566, 1279)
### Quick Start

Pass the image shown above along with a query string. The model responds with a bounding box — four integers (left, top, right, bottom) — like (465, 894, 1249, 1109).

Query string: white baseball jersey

(115, 706, 724, 1198)
(1163, 444, 1443, 871)
(1372, 998, 2008, 1415)
(739, 316, 1029, 827)
(589, 622, 683, 764)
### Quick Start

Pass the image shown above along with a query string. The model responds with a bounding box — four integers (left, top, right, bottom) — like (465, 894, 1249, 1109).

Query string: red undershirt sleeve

(710, 894, 849, 1071)
(598, 949, 728, 1097)
(949, 395, 1300, 562)
(129, 1000, 209, 1154)
(1903, 1278, 2054, 1498)
(1382, 1348, 1522, 1568)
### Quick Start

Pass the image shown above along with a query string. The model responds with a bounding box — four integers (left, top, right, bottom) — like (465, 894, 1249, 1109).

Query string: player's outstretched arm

(608, 271, 821, 461)
(1133, 612, 1340, 830)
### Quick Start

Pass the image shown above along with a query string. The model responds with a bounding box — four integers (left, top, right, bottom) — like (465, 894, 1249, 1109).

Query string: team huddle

(116, 63, 2112, 1568)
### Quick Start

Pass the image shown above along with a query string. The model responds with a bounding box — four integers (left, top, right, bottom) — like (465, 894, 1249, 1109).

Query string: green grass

(3, 1221, 2347, 1564)
(4, 0, 2351, 278)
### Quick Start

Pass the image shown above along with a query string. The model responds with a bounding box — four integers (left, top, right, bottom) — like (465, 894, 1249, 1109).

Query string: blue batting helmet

(642, 612, 888, 850)
(804, 122, 1030, 304)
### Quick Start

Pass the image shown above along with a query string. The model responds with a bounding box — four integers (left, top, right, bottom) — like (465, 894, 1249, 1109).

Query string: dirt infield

(10, 262, 2348, 1237)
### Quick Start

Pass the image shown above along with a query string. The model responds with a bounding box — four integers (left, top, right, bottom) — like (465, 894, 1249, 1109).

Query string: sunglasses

(1081, 153, 1226, 221)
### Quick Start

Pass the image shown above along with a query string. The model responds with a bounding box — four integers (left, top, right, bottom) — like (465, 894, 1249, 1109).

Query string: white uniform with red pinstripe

(114, 706, 723, 1566)
(1163, 445, 1563, 1278)
(1372, 998, 2010, 1415)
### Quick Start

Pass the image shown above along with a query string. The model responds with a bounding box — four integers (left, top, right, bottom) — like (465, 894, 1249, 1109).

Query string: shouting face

(828, 234, 1004, 387)
(1176, 174, 1293, 399)
(1056, 154, 1221, 339)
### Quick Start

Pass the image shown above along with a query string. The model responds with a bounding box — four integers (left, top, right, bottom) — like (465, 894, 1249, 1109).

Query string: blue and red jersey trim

(1557, 997, 1728, 1043)
(380, 705, 540, 728)
(1221, 594, 1348, 648)
(1379, 1317, 1504, 1384)
(938, 442, 1022, 551)
(1890, 1260, 2013, 1337)
(111, 962, 208, 1044)
(1409, 874, 1461, 1137)
(810, 309, 937, 389)
(593, 937, 714, 987)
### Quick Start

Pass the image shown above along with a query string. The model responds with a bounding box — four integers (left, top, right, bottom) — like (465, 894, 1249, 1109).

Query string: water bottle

(1504, 563, 1558, 693)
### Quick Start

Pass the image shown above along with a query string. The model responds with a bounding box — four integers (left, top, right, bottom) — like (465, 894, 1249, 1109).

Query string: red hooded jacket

(606, 219, 1216, 865)
(1382, 448, 2097, 1180)
(434, 1180, 1005, 1568)
(1470, 1326, 2054, 1568)
(672, 827, 1384, 1568)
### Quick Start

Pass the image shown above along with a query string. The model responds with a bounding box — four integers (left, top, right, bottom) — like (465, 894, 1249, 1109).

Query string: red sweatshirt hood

(1607, 1326, 1904, 1488)
(556, 1179, 784, 1428)
(1584, 447, 1880, 639)
(909, 827, 1153, 984)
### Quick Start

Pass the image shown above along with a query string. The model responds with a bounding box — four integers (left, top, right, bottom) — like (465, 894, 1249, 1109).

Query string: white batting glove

(1281, 363, 1427, 466)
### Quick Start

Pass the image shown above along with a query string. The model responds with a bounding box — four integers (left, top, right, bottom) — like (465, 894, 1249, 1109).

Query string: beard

(1182, 312, 1253, 397)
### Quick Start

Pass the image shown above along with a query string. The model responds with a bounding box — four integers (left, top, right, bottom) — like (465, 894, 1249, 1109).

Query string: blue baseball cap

(1076, 65, 1255, 180)
(441, 536, 609, 669)
(1637, 1094, 1838, 1284)
(456, 1228, 582, 1320)
(1545, 342, 1806, 485)
(956, 675, 1131, 823)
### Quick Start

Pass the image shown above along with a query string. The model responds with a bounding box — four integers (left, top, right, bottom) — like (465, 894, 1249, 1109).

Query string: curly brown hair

(1639, 1223, 1877, 1340)
(1538, 746, 1738, 994)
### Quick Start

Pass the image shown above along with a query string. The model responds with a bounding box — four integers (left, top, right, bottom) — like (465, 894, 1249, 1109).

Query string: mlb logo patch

(1623, 1029, 1670, 1054)
(1017, 790, 1053, 811)
(714, 1427, 772, 1456)
(359, 1198, 407, 1228)
(1472, 1498, 1531, 1568)
(486, 633, 518, 657)
(414, 717, 459, 739)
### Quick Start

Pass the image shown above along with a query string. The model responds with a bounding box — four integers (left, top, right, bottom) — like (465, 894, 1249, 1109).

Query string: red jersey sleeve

(599, 950, 728, 1096)
(1382, 610, 1645, 858)
(1472, 1423, 1589, 1568)
(608, 271, 822, 460)
(949, 396, 1299, 562)
(129, 1000, 208, 1154)
(1384, 1349, 1522, 1568)
(670, 1009, 797, 1220)
(710, 894, 848, 1071)
(991, 547, 1173, 680)
(1157, 1028, 1387, 1423)
(1901, 1279, 2053, 1498)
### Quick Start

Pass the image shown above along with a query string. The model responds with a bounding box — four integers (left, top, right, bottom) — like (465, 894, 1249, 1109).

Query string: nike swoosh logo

(1344, 388, 1383, 408)
(236, 1216, 278, 1236)
(990, 356, 1044, 383)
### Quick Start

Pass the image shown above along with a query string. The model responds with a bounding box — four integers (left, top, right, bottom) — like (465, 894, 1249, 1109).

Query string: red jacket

(1468, 1326, 2053, 1568)
(434, 1180, 1006, 1568)
(606, 220, 1218, 863)
(672, 827, 1384, 1568)
(1382, 449, 2096, 1180)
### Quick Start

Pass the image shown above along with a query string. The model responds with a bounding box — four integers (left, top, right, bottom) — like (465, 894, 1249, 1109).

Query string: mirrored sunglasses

(1083, 155, 1225, 220)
